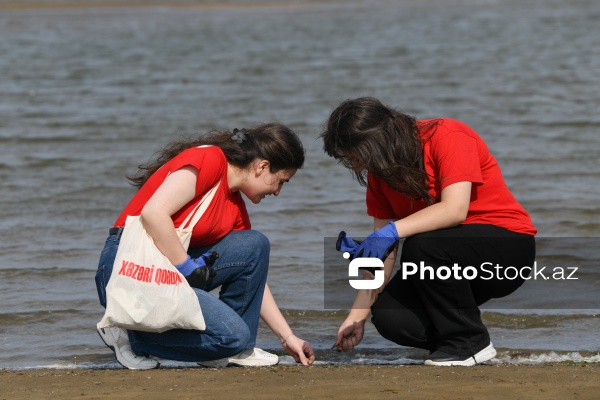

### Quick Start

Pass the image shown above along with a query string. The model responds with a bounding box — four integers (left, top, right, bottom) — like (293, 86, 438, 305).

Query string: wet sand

(2, 364, 599, 399)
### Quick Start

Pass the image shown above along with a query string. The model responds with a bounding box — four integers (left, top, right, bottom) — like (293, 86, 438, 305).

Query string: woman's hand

(259, 284, 315, 365)
(355, 221, 400, 260)
(333, 318, 365, 352)
(282, 334, 315, 365)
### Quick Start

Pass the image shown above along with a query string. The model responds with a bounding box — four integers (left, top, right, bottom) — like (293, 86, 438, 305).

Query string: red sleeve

(366, 173, 397, 219)
(429, 121, 483, 190)
(167, 146, 225, 197)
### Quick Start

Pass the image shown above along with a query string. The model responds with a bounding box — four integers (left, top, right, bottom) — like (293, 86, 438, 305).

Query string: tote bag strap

(179, 181, 221, 230)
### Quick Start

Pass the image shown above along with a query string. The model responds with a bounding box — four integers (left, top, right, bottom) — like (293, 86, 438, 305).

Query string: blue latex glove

(356, 221, 400, 260)
(175, 252, 218, 289)
(336, 231, 361, 259)
(175, 255, 207, 276)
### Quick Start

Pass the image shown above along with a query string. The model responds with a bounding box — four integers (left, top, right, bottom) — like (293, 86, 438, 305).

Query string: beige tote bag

(97, 180, 220, 333)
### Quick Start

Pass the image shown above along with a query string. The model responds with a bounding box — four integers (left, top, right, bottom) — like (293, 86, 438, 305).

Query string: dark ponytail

(128, 123, 305, 189)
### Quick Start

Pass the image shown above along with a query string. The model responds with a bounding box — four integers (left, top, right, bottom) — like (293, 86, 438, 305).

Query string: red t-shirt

(366, 118, 537, 235)
(114, 146, 251, 247)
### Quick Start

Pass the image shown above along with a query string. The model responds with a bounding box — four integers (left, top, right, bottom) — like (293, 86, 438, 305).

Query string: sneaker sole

(199, 358, 279, 368)
(97, 328, 160, 370)
(198, 350, 279, 368)
(424, 343, 497, 367)
(228, 358, 279, 367)
(230, 348, 279, 367)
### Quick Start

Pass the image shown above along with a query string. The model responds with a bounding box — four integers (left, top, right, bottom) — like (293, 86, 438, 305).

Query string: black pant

(370, 224, 535, 356)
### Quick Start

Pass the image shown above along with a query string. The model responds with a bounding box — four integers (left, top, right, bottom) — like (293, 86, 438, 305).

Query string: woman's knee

(220, 324, 252, 356)
(402, 235, 434, 262)
(220, 230, 270, 259)
(401, 233, 457, 267)
(240, 230, 270, 252)
(234, 231, 270, 272)
(244, 231, 271, 251)
(190, 230, 270, 268)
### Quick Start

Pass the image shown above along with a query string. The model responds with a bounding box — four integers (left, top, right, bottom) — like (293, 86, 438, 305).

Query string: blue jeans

(95, 229, 270, 362)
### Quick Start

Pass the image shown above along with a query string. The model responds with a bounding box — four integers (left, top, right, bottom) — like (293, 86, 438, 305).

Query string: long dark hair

(320, 97, 437, 204)
(128, 122, 305, 189)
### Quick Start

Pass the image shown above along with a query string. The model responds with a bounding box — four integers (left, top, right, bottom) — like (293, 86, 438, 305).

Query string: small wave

(9, 350, 599, 371)
(23, 156, 77, 168)
(482, 311, 599, 329)
(494, 350, 600, 365)
(0, 136, 81, 144)
(251, 308, 600, 326)
(0, 266, 94, 278)
(0, 309, 95, 325)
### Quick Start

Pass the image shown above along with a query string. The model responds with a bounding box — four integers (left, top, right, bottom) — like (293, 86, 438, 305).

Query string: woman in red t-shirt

(321, 97, 536, 366)
(95, 123, 315, 369)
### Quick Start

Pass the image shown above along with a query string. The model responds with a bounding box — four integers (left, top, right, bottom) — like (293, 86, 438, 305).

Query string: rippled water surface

(1, 0, 599, 369)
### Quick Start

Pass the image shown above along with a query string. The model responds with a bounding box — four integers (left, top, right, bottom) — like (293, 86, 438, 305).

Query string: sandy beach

(2, 364, 599, 399)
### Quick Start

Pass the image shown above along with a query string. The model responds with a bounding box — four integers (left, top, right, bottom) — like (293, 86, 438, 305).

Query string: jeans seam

(242, 267, 252, 315)
(214, 262, 250, 270)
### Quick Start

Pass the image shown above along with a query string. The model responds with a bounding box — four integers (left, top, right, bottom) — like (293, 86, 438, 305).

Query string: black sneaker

(424, 342, 496, 366)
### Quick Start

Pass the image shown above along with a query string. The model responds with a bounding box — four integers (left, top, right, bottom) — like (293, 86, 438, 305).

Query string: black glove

(184, 252, 219, 289)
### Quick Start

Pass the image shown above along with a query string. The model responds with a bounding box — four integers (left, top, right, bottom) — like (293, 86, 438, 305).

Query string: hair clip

(231, 128, 247, 144)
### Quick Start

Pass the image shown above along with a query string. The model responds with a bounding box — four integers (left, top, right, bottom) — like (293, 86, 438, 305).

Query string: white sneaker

(230, 348, 279, 366)
(198, 348, 279, 368)
(97, 327, 160, 370)
(424, 342, 496, 366)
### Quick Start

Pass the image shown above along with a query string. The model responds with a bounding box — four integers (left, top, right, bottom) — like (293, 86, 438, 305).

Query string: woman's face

(242, 160, 297, 204)
(340, 152, 366, 173)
